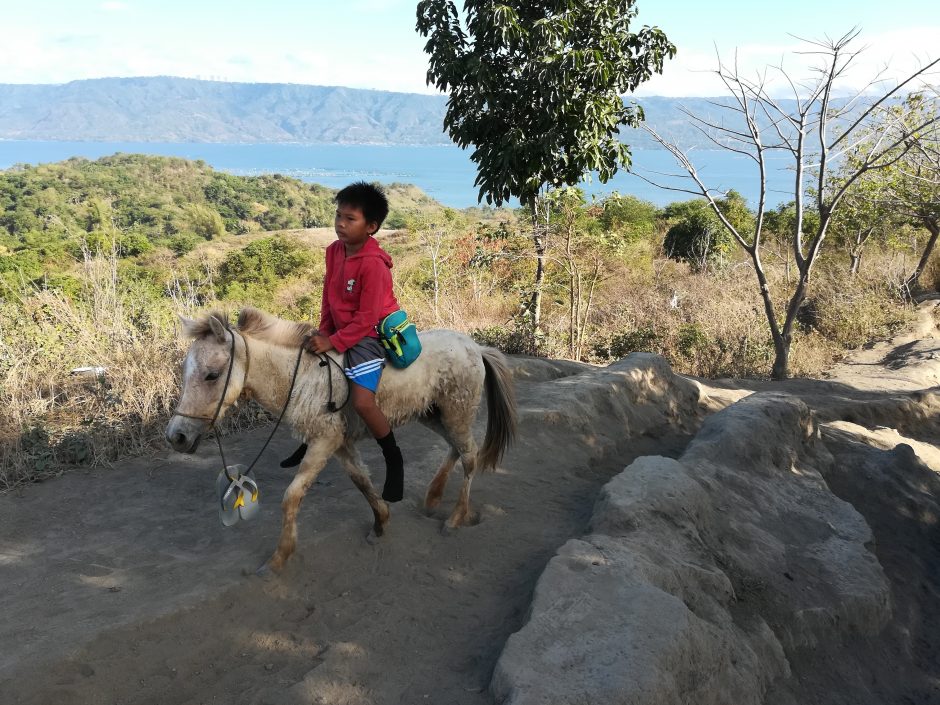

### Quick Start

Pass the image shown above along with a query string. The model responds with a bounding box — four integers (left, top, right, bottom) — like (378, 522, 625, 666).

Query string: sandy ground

(1, 304, 938, 705)
(0, 364, 692, 705)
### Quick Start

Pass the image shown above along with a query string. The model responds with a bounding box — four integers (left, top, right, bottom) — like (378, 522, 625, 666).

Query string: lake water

(0, 140, 796, 209)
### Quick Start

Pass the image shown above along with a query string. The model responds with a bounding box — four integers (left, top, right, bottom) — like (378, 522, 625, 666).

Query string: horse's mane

(236, 307, 315, 347)
(182, 309, 232, 338)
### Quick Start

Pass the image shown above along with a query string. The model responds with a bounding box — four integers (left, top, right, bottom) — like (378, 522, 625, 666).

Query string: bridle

(172, 327, 350, 481)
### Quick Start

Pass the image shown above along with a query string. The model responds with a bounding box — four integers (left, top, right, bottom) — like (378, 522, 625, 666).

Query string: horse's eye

(205, 371, 221, 382)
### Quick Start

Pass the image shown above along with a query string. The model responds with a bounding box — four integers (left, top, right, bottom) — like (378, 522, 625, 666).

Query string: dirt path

(0, 365, 692, 705)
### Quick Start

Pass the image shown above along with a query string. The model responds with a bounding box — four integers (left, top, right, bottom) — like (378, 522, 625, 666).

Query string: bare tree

(409, 209, 461, 324)
(638, 30, 939, 379)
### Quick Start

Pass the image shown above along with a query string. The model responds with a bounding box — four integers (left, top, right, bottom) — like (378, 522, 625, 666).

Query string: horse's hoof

(440, 521, 459, 536)
(243, 564, 265, 577)
(246, 560, 279, 579)
(366, 528, 383, 545)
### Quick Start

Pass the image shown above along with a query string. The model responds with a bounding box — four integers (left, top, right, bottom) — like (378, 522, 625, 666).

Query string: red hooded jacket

(319, 237, 400, 353)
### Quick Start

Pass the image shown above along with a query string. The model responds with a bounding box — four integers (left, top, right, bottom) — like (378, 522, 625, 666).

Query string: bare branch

(831, 55, 940, 149)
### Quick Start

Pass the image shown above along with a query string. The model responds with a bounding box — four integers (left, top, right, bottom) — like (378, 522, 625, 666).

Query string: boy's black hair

(335, 181, 390, 231)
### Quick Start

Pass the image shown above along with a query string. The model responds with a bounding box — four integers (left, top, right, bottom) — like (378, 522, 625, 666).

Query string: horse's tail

(478, 346, 518, 472)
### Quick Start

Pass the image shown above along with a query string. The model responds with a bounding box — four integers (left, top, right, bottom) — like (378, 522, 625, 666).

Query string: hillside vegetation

(0, 154, 929, 488)
(0, 76, 792, 148)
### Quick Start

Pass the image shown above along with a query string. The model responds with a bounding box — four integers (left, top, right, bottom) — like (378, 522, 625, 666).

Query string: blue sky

(1, 0, 936, 95)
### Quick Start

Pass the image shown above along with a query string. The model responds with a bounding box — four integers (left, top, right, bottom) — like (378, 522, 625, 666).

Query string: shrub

(471, 322, 544, 356)
(663, 201, 731, 269)
(167, 232, 202, 256)
(594, 326, 663, 359)
(216, 236, 316, 297)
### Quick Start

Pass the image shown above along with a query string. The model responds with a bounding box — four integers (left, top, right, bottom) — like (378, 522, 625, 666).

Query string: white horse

(165, 308, 517, 574)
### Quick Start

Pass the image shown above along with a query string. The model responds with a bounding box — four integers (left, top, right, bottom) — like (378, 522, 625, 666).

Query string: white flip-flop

(216, 464, 261, 526)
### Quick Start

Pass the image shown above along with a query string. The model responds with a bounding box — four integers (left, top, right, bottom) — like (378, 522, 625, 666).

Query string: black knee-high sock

(280, 443, 308, 468)
(377, 430, 404, 502)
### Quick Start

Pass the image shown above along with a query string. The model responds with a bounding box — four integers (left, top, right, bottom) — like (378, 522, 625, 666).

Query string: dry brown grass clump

(0, 253, 266, 490)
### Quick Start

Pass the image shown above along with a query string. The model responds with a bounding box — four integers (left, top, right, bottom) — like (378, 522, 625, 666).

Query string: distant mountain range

(0, 76, 782, 149)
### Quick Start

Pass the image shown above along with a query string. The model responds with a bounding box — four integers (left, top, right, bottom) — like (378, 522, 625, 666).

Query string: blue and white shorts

(343, 337, 386, 392)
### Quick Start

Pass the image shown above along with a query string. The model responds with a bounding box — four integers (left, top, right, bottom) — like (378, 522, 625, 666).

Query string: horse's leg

(441, 417, 479, 533)
(418, 407, 461, 514)
(263, 434, 340, 575)
(334, 442, 390, 540)
(425, 448, 459, 513)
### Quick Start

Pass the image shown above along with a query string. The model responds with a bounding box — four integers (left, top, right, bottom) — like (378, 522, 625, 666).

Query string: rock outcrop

(492, 394, 892, 705)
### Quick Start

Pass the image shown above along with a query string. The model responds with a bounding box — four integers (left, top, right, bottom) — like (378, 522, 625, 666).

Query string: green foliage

(716, 190, 754, 235)
(417, 0, 675, 206)
(184, 203, 226, 240)
(662, 192, 750, 268)
(216, 236, 316, 299)
(593, 326, 662, 359)
(0, 154, 337, 288)
(599, 192, 660, 241)
(0, 249, 44, 282)
(471, 320, 544, 356)
(676, 323, 709, 358)
(167, 232, 202, 256)
(663, 199, 734, 268)
(764, 201, 821, 245)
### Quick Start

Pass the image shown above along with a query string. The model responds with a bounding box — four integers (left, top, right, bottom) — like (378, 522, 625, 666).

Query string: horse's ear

(208, 315, 228, 343)
(179, 315, 200, 338)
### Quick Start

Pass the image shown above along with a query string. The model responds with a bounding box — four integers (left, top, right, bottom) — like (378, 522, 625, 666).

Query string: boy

(280, 182, 404, 502)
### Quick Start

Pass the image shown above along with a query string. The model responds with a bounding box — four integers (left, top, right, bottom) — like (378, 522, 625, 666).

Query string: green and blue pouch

(378, 310, 421, 368)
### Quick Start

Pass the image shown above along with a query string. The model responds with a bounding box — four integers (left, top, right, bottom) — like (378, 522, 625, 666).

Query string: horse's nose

(166, 430, 188, 450)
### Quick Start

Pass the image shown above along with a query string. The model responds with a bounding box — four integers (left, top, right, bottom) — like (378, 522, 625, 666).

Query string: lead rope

(177, 331, 349, 480)
(232, 336, 349, 475)
(239, 338, 308, 475)
(213, 333, 238, 482)
(318, 348, 351, 413)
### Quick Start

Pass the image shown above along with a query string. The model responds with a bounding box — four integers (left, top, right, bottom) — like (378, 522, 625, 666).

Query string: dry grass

(0, 251, 267, 490)
(1, 226, 918, 490)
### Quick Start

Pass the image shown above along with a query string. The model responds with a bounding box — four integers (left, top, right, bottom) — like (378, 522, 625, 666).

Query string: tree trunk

(849, 251, 861, 275)
(749, 247, 789, 379)
(902, 221, 939, 296)
(576, 260, 602, 361)
(529, 201, 547, 337)
(532, 233, 545, 329)
(773, 273, 811, 380)
(849, 227, 873, 276)
(770, 339, 790, 380)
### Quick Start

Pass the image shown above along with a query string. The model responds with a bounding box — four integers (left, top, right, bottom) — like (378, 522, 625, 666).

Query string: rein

(174, 329, 350, 481)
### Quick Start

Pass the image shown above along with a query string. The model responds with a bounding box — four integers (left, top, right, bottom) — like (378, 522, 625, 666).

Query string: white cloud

(634, 28, 939, 97)
(0, 18, 933, 99)
(100, 2, 128, 10)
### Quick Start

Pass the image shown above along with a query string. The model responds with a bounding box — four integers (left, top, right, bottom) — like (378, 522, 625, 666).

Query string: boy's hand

(304, 334, 334, 354)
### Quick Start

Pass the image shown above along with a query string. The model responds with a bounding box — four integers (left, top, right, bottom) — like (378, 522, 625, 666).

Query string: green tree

(184, 204, 226, 240)
(662, 195, 742, 270)
(216, 236, 315, 298)
(417, 0, 675, 339)
(599, 192, 660, 241)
